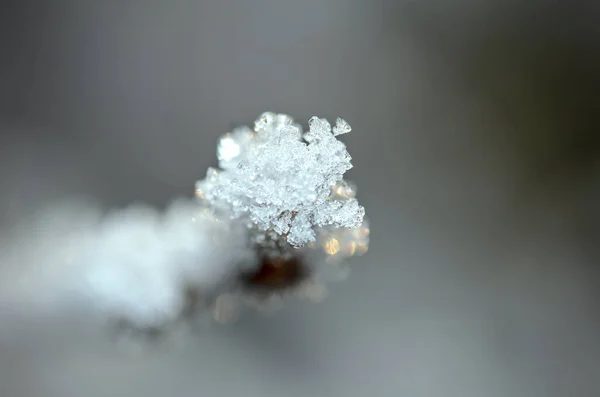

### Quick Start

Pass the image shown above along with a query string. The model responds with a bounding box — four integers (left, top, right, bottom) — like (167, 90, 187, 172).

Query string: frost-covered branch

(0, 112, 370, 339)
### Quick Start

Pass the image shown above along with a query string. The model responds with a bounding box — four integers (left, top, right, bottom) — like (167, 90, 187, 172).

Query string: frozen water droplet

(255, 112, 276, 131)
(305, 116, 332, 143)
(332, 117, 352, 136)
(308, 116, 331, 133)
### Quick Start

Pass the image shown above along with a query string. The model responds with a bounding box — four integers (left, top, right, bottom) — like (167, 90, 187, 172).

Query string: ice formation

(0, 112, 370, 337)
(83, 200, 253, 329)
(196, 112, 370, 323)
(0, 199, 252, 331)
(195, 112, 365, 248)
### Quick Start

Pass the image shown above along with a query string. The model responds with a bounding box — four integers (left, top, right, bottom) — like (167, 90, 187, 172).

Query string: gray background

(1, 1, 600, 396)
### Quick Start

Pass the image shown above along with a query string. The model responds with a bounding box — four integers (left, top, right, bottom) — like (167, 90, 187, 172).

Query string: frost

(196, 112, 365, 247)
(0, 112, 369, 334)
(332, 117, 352, 136)
(83, 200, 252, 329)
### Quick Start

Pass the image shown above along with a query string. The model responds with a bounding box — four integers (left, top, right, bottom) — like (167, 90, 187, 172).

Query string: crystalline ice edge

(195, 113, 366, 248)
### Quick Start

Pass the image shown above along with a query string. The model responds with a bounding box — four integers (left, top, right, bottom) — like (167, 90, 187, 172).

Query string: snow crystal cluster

(190, 112, 370, 324)
(195, 112, 365, 248)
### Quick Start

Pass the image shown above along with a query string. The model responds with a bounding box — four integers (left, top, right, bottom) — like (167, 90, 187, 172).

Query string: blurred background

(1, 1, 600, 396)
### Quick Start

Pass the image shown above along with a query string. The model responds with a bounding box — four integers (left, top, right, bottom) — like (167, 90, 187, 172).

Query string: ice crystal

(196, 112, 365, 247)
